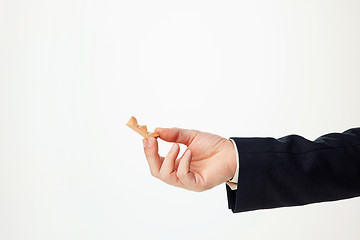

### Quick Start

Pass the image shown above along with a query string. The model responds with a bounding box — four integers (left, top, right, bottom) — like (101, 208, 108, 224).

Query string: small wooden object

(126, 116, 159, 139)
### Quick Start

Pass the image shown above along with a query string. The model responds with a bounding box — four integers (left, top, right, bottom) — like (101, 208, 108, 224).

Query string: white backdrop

(1, 0, 360, 239)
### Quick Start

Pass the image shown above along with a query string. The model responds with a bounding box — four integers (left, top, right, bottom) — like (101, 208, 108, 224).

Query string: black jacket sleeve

(226, 127, 360, 213)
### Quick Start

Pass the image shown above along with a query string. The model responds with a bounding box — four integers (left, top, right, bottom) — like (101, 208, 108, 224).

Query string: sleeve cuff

(226, 139, 239, 190)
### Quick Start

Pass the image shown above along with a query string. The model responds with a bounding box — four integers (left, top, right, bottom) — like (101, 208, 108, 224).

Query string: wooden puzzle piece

(126, 116, 159, 139)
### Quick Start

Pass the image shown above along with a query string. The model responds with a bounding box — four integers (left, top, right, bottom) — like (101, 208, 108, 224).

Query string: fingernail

(147, 137, 153, 148)
(143, 139, 148, 148)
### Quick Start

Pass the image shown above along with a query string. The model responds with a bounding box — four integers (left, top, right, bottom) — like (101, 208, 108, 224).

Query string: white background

(1, 0, 360, 239)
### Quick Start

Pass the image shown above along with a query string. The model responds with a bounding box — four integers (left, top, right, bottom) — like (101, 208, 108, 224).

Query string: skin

(143, 127, 237, 192)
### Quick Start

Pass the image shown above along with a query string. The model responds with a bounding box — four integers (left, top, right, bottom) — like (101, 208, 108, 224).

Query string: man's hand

(143, 127, 237, 192)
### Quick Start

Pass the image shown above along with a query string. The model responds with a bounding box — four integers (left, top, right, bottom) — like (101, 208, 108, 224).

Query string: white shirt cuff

(226, 139, 239, 190)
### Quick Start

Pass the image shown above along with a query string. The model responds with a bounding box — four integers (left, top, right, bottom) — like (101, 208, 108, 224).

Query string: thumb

(155, 127, 200, 146)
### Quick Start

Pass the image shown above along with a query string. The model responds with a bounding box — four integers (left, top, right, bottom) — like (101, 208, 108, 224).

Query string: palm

(186, 132, 233, 183)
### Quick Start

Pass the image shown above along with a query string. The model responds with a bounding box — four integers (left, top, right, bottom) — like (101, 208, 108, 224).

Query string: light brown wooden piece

(126, 116, 159, 139)
(139, 125, 147, 132)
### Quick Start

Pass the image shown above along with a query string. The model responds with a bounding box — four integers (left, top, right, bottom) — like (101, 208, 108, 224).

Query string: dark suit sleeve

(226, 127, 360, 213)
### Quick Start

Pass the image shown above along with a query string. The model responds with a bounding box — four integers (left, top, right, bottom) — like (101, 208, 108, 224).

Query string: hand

(143, 127, 237, 192)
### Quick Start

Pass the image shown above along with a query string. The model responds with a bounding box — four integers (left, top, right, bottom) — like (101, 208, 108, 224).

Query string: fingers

(177, 150, 196, 186)
(143, 137, 197, 190)
(159, 143, 179, 176)
(143, 137, 162, 177)
(155, 127, 200, 146)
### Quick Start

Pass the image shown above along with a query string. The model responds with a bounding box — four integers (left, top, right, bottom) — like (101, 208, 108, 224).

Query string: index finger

(143, 137, 163, 177)
(155, 127, 200, 146)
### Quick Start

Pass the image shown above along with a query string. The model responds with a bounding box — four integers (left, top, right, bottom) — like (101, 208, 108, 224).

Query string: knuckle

(158, 171, 166, 179)
(194, 188, 204, 192)
(150, 170, 159, 178)
(193, 130, 201, 135)
(201, 184, 213, 191)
